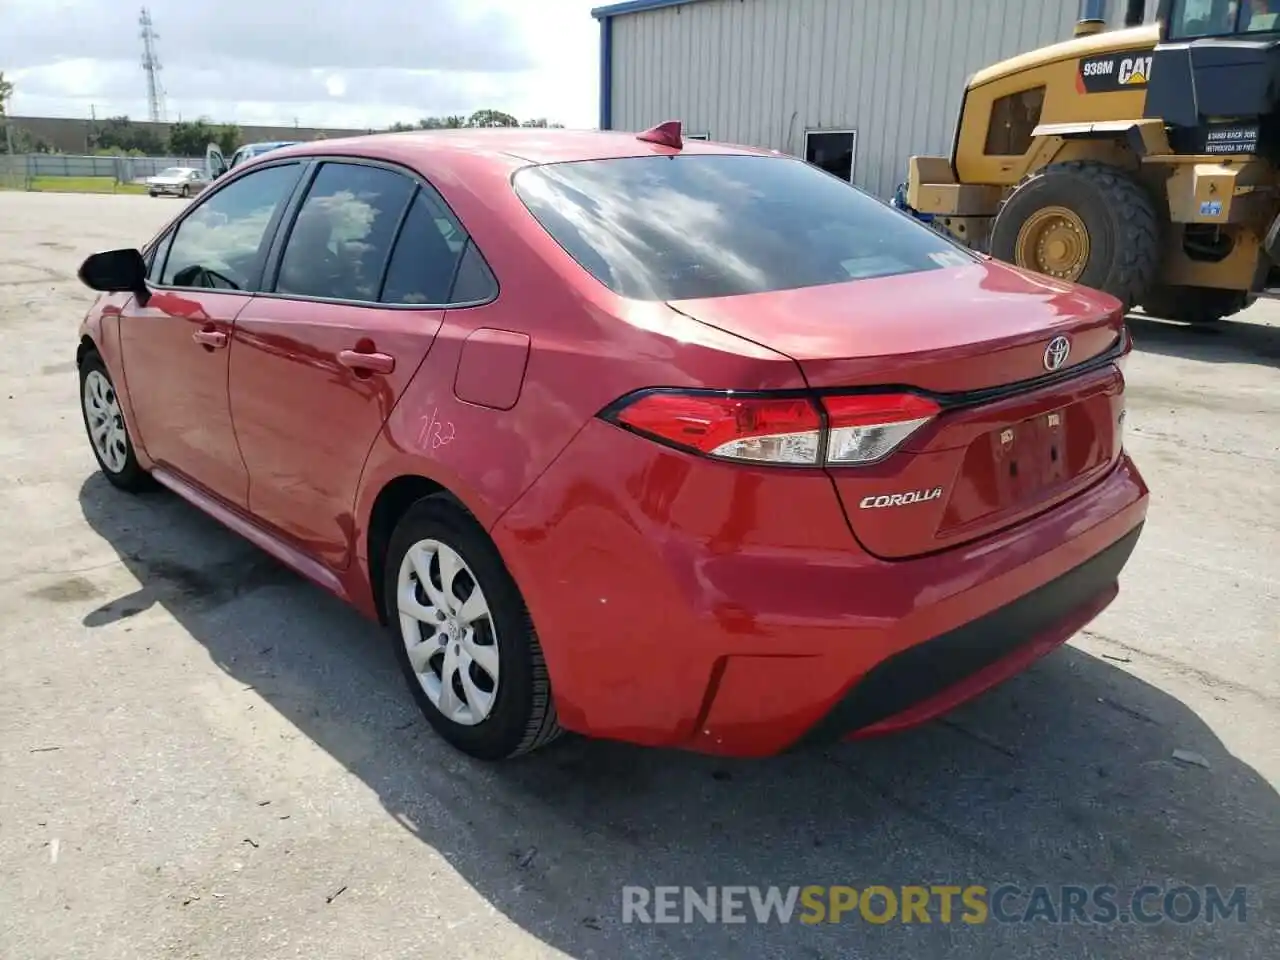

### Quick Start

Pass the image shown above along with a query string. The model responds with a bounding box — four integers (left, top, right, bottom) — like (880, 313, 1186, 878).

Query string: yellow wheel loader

(906, 0, 1280, 324)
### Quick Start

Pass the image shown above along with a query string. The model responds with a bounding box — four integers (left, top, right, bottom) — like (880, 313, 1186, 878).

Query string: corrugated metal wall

(609, 0, 1135, 198)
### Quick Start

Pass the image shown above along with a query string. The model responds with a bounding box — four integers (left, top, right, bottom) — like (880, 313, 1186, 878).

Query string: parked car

(145, 166, 207, 198)
(73, 125, 1149, 761)
(205, 140, 300, 180)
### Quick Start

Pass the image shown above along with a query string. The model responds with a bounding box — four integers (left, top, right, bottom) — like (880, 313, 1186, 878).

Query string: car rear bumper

(802, 521, 1141, 744)
(493, 421, 1149, 757)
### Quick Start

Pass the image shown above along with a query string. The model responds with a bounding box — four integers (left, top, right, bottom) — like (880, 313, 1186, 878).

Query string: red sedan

(74, 124, 1148, 760)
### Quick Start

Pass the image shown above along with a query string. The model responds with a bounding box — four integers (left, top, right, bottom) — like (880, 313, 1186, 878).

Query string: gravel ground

(1, 190, 1277, 959)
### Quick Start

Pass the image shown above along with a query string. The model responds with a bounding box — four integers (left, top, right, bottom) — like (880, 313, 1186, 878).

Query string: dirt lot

(1, 190, 1277, 959)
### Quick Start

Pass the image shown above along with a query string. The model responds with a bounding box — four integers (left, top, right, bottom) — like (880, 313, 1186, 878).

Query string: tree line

(1, 115, 241, 159)
(2, 70, 565, 157)
(386, 110, 565, 131)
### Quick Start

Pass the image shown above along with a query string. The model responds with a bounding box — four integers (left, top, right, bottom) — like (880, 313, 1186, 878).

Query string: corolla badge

(858, 487, 943, 509)
(1043, 335, 1071, 372)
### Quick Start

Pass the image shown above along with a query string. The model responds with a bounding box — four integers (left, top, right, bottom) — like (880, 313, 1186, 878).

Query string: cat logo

(1118, 55, 1151, 85)
(1078, 52, 1152, 93)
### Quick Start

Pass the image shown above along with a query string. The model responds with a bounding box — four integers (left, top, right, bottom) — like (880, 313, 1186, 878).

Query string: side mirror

(78, 248, 151, 306)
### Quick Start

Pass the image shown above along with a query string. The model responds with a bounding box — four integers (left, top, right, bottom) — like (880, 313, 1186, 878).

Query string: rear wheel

(78, 351, 154, 492)
(383, 496, 562, 760)
(1140, 285, 1250, 325)
(990, 161, 1161, 311)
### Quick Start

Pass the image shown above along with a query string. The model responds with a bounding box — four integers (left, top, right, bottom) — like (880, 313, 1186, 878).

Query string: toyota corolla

(73, 124, 1148, 760)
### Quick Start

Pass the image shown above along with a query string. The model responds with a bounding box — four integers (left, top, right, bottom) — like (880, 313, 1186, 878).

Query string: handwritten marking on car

(418, 408, 456, 452)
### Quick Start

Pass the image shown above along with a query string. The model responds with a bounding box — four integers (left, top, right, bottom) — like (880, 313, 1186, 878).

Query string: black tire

(179, 185, 189, 198)
(148, 190, 158, 198)
(1140, 284, 1250, 325)
(382, 496, 562, 760)
(990, 161, 1161, 311)
(78, 350, 155, 493)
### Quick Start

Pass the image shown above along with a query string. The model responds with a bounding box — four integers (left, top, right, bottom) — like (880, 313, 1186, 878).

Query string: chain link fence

(0, 152, 25, 190)
(0, 152, 205, 192)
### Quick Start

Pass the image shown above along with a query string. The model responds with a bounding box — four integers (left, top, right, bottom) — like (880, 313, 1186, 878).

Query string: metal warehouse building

(592, 0, 1158, 198)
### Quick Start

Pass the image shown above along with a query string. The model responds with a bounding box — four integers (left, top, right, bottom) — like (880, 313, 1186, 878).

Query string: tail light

(602, 390, 940, 467)
(1114, 325, 1130, 446)
(1114, 324, 1132, 378)
(822, 393, 940, 464)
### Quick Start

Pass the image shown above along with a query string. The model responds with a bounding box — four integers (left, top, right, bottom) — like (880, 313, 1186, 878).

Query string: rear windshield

(512, 153, 974, 301)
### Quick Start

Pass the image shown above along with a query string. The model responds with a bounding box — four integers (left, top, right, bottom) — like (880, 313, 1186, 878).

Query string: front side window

(161, 162, 302, 290)
(274, 162, 416, 302)
(513, 153, 974, 302)
(146, 231, 173, 282)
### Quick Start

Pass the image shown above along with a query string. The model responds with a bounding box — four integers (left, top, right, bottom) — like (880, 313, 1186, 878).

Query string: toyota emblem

(1043, 335, 1071, 371)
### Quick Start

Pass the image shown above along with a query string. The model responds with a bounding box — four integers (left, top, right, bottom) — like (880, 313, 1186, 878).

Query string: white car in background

(145, 166, 207, 199)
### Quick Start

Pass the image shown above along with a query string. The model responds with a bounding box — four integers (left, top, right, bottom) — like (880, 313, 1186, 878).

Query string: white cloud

(4, 0, 601, 129)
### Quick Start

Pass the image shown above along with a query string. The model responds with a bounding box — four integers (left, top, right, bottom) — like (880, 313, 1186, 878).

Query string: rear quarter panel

(353, 147, 806, 561)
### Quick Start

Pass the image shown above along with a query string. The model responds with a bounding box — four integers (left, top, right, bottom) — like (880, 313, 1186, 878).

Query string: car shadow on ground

(1127, 311, 1280, 369)
(77, 474, 1280, 959)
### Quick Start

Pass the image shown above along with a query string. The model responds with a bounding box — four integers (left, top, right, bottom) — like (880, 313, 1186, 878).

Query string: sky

(2, 0, 603, 129)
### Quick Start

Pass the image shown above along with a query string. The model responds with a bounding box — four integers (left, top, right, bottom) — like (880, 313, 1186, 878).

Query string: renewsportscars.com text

(621, 884, 1249, 926)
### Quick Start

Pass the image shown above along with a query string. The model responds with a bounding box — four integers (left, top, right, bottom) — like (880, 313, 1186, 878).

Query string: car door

(230, 159, 489, 569)
(205, 143, 228, 180)
(116, 160, 306, 508)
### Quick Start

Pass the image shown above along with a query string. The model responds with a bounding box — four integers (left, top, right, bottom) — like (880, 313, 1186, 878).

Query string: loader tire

(1140, 285, 1250, 325)
(990, 161, 1161, 311)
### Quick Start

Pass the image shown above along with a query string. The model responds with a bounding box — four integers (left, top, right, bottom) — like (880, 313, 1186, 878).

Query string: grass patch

(22, 176, 150, 195)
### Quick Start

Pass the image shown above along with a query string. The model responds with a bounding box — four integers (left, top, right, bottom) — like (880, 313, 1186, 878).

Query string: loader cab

(1148, 0, 1280, 158)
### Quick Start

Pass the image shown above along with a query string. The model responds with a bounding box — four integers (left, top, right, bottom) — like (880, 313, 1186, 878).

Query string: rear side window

(380, 185, 494, 305)
(447, 241, 499, 304)
(275, 162, 416, 302)
(513, 154, 974, 301)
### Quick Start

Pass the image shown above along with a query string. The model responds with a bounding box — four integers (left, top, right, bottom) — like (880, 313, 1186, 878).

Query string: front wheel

(79, 352, 154, 492)
(383, 496, 563, 760)
(179, 185, 190, 198)
(990, 161, 1161, 311)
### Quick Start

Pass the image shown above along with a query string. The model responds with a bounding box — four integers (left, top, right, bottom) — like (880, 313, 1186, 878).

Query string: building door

(804, 130, 857, 183)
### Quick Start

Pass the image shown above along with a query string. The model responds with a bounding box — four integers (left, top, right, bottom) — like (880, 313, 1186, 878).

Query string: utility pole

(2, 88, 16, 187)
(139, 7, 166, 123)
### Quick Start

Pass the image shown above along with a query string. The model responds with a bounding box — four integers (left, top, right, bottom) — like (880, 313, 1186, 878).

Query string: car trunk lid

(668, 262, 1129, 559)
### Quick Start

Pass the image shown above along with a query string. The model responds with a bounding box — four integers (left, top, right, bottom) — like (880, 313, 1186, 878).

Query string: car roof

(259, 128, 773, 172)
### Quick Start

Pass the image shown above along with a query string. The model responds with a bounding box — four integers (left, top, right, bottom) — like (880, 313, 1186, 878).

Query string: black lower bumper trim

(802, 522, 1144, 744)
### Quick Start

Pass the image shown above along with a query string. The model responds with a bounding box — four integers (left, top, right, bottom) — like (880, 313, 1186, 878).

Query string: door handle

(192, 328, 228, 349)
(337, 349, 395, 375)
